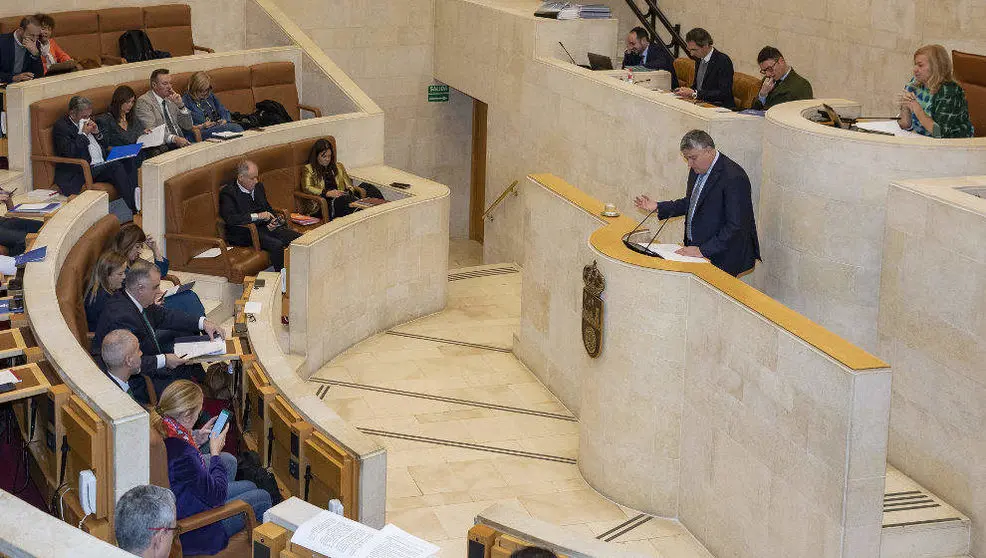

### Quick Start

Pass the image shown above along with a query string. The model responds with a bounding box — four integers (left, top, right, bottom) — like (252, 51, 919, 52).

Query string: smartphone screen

(210, 409, 230, 438)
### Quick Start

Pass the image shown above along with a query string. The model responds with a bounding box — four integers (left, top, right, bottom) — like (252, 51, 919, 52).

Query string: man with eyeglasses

(673, 28, 735, 108)
(633, 130, 760, 277)
(750, 46, 813, 110)
(114, 485, 177, 557)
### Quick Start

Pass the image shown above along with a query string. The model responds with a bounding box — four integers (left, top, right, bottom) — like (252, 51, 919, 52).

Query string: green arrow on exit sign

(428, 84, 449, 102)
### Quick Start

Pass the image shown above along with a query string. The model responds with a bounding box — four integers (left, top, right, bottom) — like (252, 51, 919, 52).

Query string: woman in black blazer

(97, 86, 151, 166)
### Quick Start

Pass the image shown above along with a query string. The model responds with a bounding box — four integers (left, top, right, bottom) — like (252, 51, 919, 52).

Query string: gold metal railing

(482, 180, 519, 221)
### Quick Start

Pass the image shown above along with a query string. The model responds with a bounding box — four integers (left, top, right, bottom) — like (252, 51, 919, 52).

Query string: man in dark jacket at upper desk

(673, 27, 735, 108)
(621, 26, 679, 90)
(750, 46, 814, 111)
(0, 15, 44, 83)
(94, 259, 223, 399)
(633, 130, 760, 277)
(218, 160, 301, 271)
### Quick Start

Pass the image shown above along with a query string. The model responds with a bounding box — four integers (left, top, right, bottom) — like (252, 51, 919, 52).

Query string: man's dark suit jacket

(218, 181, 277, 245)
(52, 114, 101, 195)
(622, 43, 679, 90)
(657, 152, 760, 276)
(93, 291, 199, 376)
(693, 49, 735, 108)
(0, 32, 43, 83)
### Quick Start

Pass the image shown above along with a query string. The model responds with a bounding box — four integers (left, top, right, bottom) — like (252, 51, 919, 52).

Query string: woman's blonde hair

(85, 250, 128, 304)
(915, 44, 953, 93)
(150, 380, 203, 437)
(187, 71, 212, 96)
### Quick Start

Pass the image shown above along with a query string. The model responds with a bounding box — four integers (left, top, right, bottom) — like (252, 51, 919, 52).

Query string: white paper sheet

(26, 189, 57, 200)
(855, 119, 924, 138)
(193, 246, 235, 259)
(244, 301, 262, 314)
(0, 369, 22, 384)
(290, 512, 438, 558)
(635, 242, 709, 263)
(137, 124, 167, 148)
(0, 255, 15, 276)
(173, 336, 226, 360)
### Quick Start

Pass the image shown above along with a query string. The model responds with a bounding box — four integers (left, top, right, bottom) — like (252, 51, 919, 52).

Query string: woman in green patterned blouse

(897, 44, 974, 138)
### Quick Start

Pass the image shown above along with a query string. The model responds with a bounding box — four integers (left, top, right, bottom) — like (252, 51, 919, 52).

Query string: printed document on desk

(137, 124, 167, 148)
(855, 120, 923, 138)
(635, 242, 708, 263)
(290, 510, 439, 558)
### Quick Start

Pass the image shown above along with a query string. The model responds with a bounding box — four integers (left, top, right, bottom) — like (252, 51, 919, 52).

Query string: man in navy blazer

(634, 130, 760, 276)
(621, 27, 679, 90)
(93, 259, 222, 397)
(673, 28, 735, 108)
(0, 15, 44, 84)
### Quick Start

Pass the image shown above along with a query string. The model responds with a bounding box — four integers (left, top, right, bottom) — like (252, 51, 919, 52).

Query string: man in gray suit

(135, 68, 193, 156)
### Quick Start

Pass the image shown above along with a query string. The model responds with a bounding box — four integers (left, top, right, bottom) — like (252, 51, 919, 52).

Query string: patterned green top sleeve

(930, 81, 974, 138)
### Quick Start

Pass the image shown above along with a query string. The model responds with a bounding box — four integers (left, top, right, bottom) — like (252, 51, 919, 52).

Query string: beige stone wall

(519, 177, 892, 558)
(289, 165, 450, 377)
(265, 0, 475, 238)
(761, 100, 986, 353)
(879, 177, 986, 557)
(0, 0, 247, 54)
(654, 0, 986, 115)
(435, 0, 763, 267)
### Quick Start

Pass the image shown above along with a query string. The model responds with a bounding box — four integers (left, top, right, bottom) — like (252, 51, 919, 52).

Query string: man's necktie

(695, 60, 708, 91)
(687, 173, 710, 242)
(162, 99, 179, 137)
(140, 309, 164, 353)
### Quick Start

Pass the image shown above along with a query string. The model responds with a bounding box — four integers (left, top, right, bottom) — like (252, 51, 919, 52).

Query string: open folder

(106, 143, 143, 162)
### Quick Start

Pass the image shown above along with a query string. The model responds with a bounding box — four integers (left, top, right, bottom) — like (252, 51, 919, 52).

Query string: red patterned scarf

(160, 414, 205, 466)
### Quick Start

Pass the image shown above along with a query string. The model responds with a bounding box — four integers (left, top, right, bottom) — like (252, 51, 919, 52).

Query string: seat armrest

(298, 103, 322, 118)
(140, 374, 158, 406)
(100, 55, 125, 66)
(164, 233, 233, 278)
(30, 155, 93, 189)
(177, 499, 256, 534)
(216, 219, 262, 251)
(293, 192, 328, 221)
(193, 44, 214, 53)
(164, 274, 182, 286)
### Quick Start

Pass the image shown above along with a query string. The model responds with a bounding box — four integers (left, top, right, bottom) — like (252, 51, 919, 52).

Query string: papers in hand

(164, 281, 195, 298)
(0, 369, 22, 385)
(137, 124, 167, 148)
(173, 335, 226, 360)
(290, 511, 439, 558)
(15, 246, 47, 266)
(635, 242, 708, 263)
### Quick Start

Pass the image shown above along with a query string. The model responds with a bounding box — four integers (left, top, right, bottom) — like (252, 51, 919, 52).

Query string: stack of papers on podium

(291, 511, 439, 558)
(173, 335, 226, 360)
(635, 242, 708, 263)
(534, 1, 579, 19)
(579, 4, 611, 18)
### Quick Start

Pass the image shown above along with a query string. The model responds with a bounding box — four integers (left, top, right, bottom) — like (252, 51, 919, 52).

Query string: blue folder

(15, 246, 47, 266)
(106, 143, 143, 162)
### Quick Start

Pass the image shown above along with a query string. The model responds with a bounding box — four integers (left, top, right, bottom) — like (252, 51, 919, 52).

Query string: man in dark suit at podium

(218, 160, 301, 271)
(634, 130, 760, 276)
(673, 28, 735, 108)
(621, 27, 679, 90)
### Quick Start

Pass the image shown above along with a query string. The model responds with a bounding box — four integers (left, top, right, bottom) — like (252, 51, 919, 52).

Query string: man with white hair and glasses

(114, 485, 176, 558)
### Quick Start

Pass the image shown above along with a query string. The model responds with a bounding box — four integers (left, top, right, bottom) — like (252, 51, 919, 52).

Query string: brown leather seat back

(733, 71, 761, 109)
(252, 145, 297, 213)
(210, 67, 254, 116)
(49, 11, 102, 66)
(251, 62, 300, 120)
(170, 71, 192, 97)
(292, 139, 316, 168)
(165, 166, 218, 266)
(55, 215, 120, 349)
(98, 7, 144, 61)
(149, 426, 171, 489)
(142, 4, 194, 57)
(0, 17, 21, 34)
(953, 50, 986, 137)
(674, 57, 694, 89)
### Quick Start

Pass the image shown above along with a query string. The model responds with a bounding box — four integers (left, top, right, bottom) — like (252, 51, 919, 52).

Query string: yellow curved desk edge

(528, 173, 889, 372)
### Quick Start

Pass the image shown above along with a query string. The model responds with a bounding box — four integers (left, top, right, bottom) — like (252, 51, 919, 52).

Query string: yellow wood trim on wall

(528, 173, 889, 371)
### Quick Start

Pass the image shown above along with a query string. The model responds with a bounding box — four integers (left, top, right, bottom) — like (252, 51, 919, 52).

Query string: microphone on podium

(622, 202, 669, 257)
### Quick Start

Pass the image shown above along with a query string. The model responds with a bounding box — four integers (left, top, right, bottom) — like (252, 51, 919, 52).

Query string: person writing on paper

(750, 46, 813, 110)
(182, 72, 244, 140)
(673, 28, 734, 108)
(633, 130, 760, 276)
(0, 15, 44, 83)
(897, 44, 974, 138)
(300, 138, 385, 219)
(135, 69, 194, 158)
(622, 27, 678, 90)
(85, 250, 129, 332)
(112, 223, 205, 319)
(0, 187, 43, 256)
(52, 96, 140, 212)
(220, 160, 301, 270)
(100, 329, 147, 404)
(36, 13, 81, 75)
(98, 86, 153, 166)
(114, 485, 177, 558)
(152, 380, 272, 555)
(93, 259, 222, 398)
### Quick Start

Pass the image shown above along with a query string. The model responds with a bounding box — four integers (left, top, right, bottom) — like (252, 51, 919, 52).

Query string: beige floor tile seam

(357, 426, 578, 464)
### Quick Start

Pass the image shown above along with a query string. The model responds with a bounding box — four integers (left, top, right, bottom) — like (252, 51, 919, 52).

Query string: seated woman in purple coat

(151, 380, 271, 555)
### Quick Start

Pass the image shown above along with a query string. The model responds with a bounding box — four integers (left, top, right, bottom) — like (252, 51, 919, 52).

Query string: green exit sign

(428, 84, 449, 102)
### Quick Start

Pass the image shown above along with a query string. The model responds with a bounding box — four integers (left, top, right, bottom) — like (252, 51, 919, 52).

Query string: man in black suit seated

(621, 26, 679, 90)
(93, 259, 223, 398)
(100, 329, 147, 404)
(52, 96, 140, 212)
(673, 28, 735, 108)
(218, 160, 301, 271)
(0, 15, 44, 83)
(633, 130, 760, 277)
(0, 188, 42, 256)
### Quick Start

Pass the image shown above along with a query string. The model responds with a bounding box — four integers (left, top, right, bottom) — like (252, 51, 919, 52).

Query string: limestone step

(0, 170, 24, 192)
(881, 465, 970, 558)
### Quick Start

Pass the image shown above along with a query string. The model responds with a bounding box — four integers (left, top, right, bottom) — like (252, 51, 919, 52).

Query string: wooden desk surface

(0, 363, 51, 404)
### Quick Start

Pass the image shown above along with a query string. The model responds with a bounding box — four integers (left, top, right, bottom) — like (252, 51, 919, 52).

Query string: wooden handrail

(482, 180, 518, 221)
